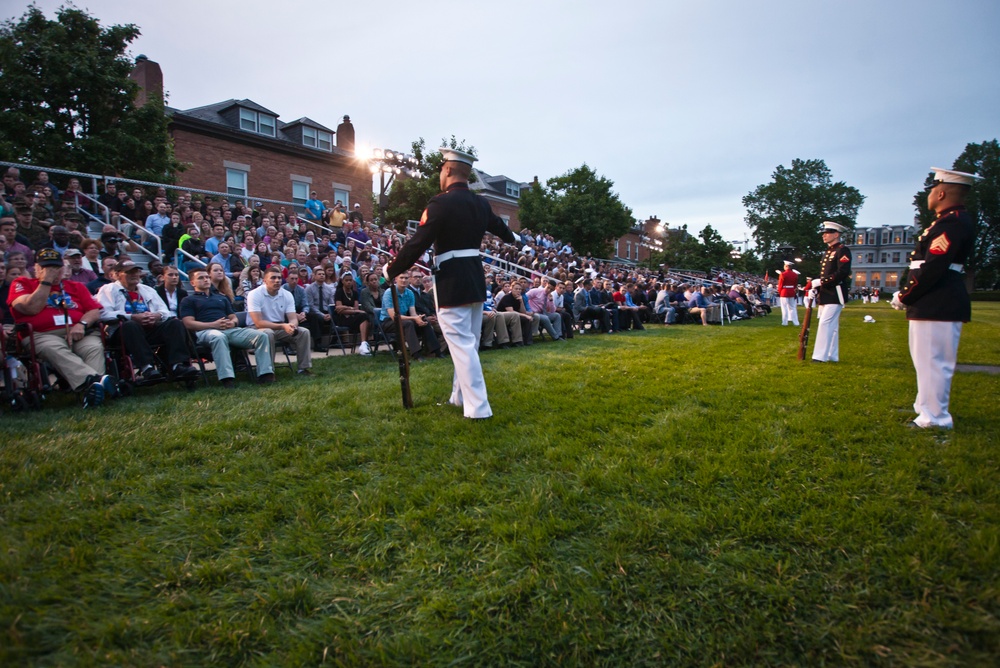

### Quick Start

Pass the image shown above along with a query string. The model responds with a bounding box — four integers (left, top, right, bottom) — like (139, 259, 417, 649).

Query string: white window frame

(226, 168, 248, 198)
(302, 126, 333, 152)
(333, 188, 350, 209)
(239, 108, 276, 137)
(291, 181, 310, 209)
(506, 182, 520, 198)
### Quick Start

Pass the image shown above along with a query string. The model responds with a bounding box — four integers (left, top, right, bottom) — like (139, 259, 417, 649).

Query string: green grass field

(2, 302, 998, 666)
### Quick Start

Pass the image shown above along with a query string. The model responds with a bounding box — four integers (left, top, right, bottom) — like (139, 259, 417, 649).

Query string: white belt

(434, 248, 480, 267)
(909, 261, 963, 272)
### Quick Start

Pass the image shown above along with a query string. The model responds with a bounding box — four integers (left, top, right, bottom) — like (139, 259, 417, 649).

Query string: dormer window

(303, 126, 333, 151)
(240, 108, 276, 137)
(505, 182, 520, 198)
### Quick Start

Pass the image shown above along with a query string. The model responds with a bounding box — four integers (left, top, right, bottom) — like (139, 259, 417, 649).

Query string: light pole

(368, 148, 420, 228)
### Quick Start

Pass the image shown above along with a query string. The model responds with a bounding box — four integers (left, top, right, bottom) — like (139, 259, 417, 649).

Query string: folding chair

(235, 311, 295, 373)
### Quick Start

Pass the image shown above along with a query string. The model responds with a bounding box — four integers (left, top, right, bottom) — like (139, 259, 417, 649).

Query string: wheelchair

(2, 324, 53, 412)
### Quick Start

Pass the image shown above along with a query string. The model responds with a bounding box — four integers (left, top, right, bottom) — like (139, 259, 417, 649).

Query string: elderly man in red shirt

(6, 248, 115, 407)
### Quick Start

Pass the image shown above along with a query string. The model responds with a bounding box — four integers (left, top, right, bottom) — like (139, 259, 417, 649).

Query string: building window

(881, 231, 889, 244)
(885, 272, 898, 288)
(333, 188, 349, 209)
(239, 108, 276, 137)
(302, 127, 333, 151)
(866, 253, 874, 263)
(894, 232, 902, 243)
(292, 181, 309, 210)
(856, 233, 865, 245)
(854, 272, 867, 287)
(881, 253, 888, 263)
(856, 253, 864, 263)
(871, 272, 881, 287)
(867, 232, 876, 245)
(892, 252, 900, 263)
(506, 182, 520, 198)
(226, 168, 247, 198)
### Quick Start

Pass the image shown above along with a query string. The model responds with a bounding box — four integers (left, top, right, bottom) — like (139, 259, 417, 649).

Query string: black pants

(577, 306, 611, 332)
(382, 318, 439, 357)
(111, 318, 190, 368)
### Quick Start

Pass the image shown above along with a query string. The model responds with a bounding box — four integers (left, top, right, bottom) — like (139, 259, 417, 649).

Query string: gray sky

(13, 0, 1000, 244)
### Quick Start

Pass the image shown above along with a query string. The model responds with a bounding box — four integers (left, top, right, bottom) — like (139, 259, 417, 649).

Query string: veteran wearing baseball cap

(891, 167, 980, 429)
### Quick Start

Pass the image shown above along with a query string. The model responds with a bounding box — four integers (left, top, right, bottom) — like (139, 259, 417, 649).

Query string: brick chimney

(129, 55, 163, 107)
(336, 115, 355, 154)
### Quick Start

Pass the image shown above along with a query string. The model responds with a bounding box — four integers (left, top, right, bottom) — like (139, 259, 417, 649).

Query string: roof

(469, 168, 530, 203)
(167, 98, 347, 156)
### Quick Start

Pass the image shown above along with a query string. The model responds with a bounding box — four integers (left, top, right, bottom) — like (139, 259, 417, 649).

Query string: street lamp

(368, 147, 420, 226)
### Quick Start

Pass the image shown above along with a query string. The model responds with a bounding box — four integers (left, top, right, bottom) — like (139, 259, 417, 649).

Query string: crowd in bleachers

(2, 165, 775, 409)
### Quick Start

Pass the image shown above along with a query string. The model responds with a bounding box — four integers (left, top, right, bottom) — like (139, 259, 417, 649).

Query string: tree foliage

(652, 224, 739, 275)
(382, 136, 475, 231)
(912, 140, 1000, 289)
(519, 164, 633, 257)
(743, 159, 865, 276)
(0, 5, 180, 180)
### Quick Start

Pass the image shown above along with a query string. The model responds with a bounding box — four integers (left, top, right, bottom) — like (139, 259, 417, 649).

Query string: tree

(912, 140, 1000, 290)
(519, 164, 633, 257)
(0, 5, 180, 181)
(382, 136, 475, 231)
(651, 224, 738, 275)
(742, 159, 865, 276)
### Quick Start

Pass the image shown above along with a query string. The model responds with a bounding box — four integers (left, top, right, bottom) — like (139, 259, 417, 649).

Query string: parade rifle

(797, 286, 814, 361)
(389, 282, 414, 409)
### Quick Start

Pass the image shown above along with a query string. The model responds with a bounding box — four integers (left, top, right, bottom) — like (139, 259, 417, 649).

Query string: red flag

(764, 270, 770, 281)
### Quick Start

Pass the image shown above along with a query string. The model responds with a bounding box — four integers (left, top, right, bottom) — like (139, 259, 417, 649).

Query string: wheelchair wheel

(25, 390, 43, 411)
(9, 392, 27, 412)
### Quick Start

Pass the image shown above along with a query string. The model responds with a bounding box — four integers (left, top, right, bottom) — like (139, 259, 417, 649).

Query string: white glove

(382, 264, 390, 280)
(808, 289, 818, 301)
(811, 279, 822, 288)
(891, 291, 903, 310)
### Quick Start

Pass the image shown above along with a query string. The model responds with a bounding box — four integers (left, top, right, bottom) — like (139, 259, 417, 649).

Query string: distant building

(469, 169, 530, 232)
(850, 224, 918, 291)
(129, 56, 372, 220)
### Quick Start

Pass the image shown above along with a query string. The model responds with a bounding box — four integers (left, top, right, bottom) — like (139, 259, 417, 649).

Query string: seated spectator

(687, 287, 711, 326)
(653, 283, 677, 324)
(497, 281, 538, 345)
(282, 270, 309, 321)
(179, 226, 208, 271)
(141, 259, 164, 289)
(238, 264, 264, 299)
(207, 262, 236, 305)
(6, 248, 114, 407)
(180, 267, 273, 387)
(552, 280, 575, 338)
(14, 201, 49, 249)
(64, 248, 97, 285)
(304, 266, 337, 352)
(87, 256, 118, 294)
(728, 284, 749, 318)
(156, 265, 187, 317)
(204, 222, 226, 256)
(572, 278, 612, 333)
(161, 211, 186, 261)
(5, 249, 31, 279)
(210, 241, 242, 280)
(594, 279, 623, 332)
(358, 272, 382, 355)
(380, 273, 440, 360)
(0, 215, 34, 266)
(526, 280, 564, 340)
(96, 260, 198, 382)
(246, 266, 313, 376)
(332, 273, 371, 353)
(614, 282, 645, 331)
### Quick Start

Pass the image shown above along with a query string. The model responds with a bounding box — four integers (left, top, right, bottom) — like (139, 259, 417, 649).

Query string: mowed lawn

(1, 302, 998, 666)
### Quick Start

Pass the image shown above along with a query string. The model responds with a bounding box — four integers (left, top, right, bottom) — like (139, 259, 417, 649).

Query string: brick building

(469, 169, 530, 232)
(614, 217, 665, 263)
(129, 56, 372, 220)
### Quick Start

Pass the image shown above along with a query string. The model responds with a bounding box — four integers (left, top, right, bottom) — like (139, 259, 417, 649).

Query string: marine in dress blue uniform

(809, 221, 852, 362)
(386, 147, 518, 418)
(892, 167, 979, 429)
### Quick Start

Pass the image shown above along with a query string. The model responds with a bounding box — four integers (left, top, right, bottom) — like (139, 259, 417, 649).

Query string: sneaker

(358, 341, 371, 356)
(83, 380, 105, 409)
(140, 365, 163, 382)
(100, 374, 119, 399)
(297, 369, 315, 376)
(172, 363, 200, 379)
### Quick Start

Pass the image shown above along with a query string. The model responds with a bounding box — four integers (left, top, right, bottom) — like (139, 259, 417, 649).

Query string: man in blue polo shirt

(179, 266, 273, 387)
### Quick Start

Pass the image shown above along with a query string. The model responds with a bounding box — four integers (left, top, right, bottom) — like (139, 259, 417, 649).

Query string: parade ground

(2, 301, 998, 666)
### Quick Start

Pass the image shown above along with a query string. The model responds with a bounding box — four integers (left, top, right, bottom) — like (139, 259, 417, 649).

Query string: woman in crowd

(80, 238, 102, 274)
(238, 264, 263, 298)
(208, 261, 236, 304)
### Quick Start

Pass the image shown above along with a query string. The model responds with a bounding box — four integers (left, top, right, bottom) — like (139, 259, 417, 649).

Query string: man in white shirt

(246, 265, 313, 375)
